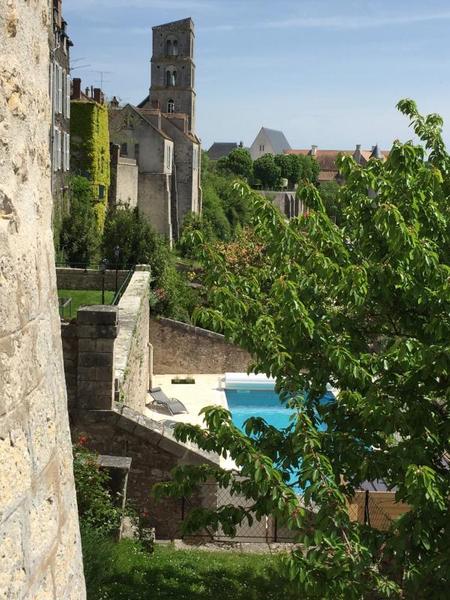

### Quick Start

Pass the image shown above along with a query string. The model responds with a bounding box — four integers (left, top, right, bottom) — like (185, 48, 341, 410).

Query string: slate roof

(261, 127, 291, 153)
(207, 142, 238, 160)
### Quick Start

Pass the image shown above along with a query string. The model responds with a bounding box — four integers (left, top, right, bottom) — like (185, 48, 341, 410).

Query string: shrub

(59, 176, 99, 266)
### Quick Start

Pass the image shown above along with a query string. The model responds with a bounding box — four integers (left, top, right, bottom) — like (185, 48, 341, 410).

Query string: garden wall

(56, 267, 129, 291)
(71, 403, 219, 539)
(150, 318, 251, 374)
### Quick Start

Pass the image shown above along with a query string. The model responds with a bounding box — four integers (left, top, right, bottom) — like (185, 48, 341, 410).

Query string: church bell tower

(149, 18, 196, 133)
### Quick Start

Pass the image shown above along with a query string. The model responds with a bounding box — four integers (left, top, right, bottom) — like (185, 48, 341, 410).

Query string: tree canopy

(275, 153, 320, 189)
(217, 147, 253, 181)
(253, 153, 282, 189)
(156, 101, 450, 599)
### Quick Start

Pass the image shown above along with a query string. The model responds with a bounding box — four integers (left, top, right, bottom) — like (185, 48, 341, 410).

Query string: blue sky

(65, 0, 450, 150)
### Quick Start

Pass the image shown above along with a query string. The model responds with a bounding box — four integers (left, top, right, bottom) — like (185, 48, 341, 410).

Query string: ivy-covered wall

(70, 101, 110, 232)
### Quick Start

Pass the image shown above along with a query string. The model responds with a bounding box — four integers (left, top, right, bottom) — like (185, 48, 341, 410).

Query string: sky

(64, 0, 450, 151)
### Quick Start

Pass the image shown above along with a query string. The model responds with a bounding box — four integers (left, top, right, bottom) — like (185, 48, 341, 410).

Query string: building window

(134, 143, 140, 164)
(98, 185, 105, 200)
(167, 99, 175, 113)
(259, 144, 265, 152)
(166, 69, 177, 87)
(120, 142, 128, 156)
(166, 144, 172, 170)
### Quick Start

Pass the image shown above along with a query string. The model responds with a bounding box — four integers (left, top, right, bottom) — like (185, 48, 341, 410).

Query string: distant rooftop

(207, 142, 238, 161)
(260, 127, 291, 154)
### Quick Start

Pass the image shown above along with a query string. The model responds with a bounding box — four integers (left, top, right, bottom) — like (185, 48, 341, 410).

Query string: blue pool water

(226, 388, 333, 433)
(226, 387, 333, 491)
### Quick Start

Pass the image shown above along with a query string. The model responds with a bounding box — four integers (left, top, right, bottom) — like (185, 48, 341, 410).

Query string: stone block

(0, 423, 32, 518)
(95, 338, 115, 353)
(78, 352, 113, 368)
(0, 509, 27, 599)
(77, 339, 96, 352)
(95, 367, 114, 382)
(77, 305, 119, 326)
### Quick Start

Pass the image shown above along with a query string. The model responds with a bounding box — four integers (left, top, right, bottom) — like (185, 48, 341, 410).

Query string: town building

(50, 0, 72, 240)
(249, 127, 291, 160)
(109, 17, 202, 242)
(285, 144, 389, 185)
(70, 78, 111, 232)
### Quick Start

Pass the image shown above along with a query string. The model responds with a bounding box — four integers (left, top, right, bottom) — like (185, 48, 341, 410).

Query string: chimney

(239, 141, 243, 148)
(85, 87, 90, 97)
(93, 88, 102, 104)
(72, 77, 81, 100)
(356, 144, 361, 152)
(311, 144, 318, 156)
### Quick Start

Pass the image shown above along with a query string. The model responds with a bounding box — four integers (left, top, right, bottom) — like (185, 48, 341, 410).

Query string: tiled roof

(207, 142, 238, 160)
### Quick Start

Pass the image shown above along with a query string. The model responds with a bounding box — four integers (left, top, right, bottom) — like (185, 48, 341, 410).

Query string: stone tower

(150, 18, 196, 132)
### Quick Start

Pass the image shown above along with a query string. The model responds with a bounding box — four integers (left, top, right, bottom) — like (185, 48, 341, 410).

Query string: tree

(102, 207, 195, 320)
(156, 102, 450, 598)
(60, 176, 99, 266)
(317, 180, 341, 224)
(253, 154, 281, 189)
(217, 148, 253, 181)
(275, 154, 321, 189)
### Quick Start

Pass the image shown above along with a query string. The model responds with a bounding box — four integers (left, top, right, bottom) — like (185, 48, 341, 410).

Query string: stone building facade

(50, 0, 72, 246)
(109, 17, 201, 242)
(0, 1, 85, 597)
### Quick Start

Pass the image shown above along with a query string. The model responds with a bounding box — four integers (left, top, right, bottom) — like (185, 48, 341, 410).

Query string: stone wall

(0, 2, 85, 598)
(56, 267, 129, 291)
(71, 403, 218, 539)
(150, 318, 251, 374)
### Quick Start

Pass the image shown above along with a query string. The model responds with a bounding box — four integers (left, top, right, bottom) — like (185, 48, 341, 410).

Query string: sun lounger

(148, 387, 188, 415)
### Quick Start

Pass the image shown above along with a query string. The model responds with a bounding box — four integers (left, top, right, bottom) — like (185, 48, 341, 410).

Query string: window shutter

(53, 127, 58, 171)
(57, 128, 62, 170)
(67, 133, 70, 171)
(58, 66, 63, 114)
(66, 74, 71, 118)
(53, 63, 58, 114)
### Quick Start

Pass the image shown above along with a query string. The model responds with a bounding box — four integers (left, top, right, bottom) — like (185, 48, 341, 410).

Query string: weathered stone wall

(0, 2, 85, 598)
(116, 157, 138, 208)
(151, 318, 252, 374)
(114, 266, 151, 413)
(56, 267, 129, 291)
(72, 403, 218, 539)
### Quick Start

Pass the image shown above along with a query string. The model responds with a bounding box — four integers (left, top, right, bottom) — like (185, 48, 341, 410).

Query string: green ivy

(70, 100, 110, 233)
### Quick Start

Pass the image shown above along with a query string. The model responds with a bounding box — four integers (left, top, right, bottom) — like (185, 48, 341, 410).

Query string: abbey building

(109, 18, 202, 241)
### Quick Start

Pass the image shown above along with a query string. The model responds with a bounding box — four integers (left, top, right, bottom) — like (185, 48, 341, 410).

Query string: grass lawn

(58, 289, 115, 318)
(82, 533, 298, 600)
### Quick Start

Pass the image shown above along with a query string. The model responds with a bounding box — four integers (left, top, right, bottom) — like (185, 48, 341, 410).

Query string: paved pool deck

(145, 374, 228, 427)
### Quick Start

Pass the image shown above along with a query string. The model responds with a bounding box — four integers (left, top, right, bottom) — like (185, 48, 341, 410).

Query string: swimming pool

(224, 373, 333, 434)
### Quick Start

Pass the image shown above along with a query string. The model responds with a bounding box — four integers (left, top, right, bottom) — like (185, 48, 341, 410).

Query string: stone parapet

(114, 267, 151, 412)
